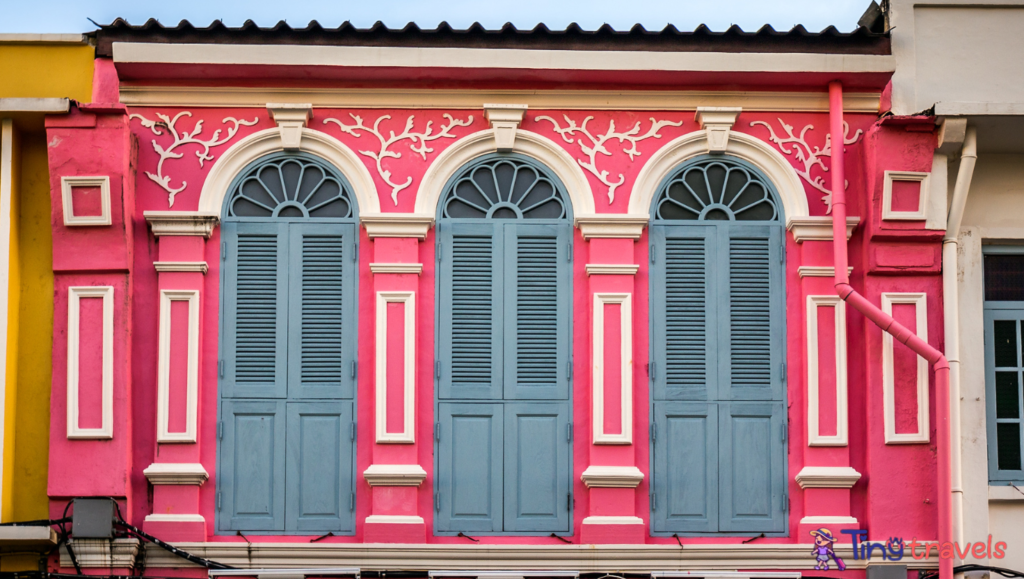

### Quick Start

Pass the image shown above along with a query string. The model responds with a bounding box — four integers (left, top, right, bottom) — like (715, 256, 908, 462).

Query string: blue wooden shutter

(651, 402, 719, 533)
(285, 401, 355, 532)
(718, 402, 786, 533)
(436, 403, 503, 532)
(503, 223, 571, 400)
(438, 222, 504, 400)
(651, 226, 716, 402)
(222, 221, 289, 399)
(984, 310, 1024, 482)
(287, 223, 356, 400)
(219, 400, 286, 531)
(502, 402, 570, 532)
(718, 226, 785, 402)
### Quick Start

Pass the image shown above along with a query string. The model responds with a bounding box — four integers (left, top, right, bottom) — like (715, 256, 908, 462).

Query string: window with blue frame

(648, 155, 787, 535)
(217, 152, 358, 534)
(434, 153, 573, 535)
(983, 248, 1024, 484)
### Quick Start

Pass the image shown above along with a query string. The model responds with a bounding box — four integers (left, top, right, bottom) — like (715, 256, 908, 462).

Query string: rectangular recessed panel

(285, 402, 354, 532)
(300, 235, 344, 387)
(451, 235, 494, 387)
(77, 297, 105, 430)
(236, 234, 280, 384)
(167, 299, 191, 434)
(233, 414, 278, 517)
(664, 238, 708, 394)
(515, 235, 559, 388)
(729, 238, 772, 390)
(664, 414, 712, 520)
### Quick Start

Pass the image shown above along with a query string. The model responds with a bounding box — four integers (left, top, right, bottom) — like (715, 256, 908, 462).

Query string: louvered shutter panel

(651, 226, 716, 402)
(719, 226, 785, 402)
(718, 402, 786, 532)
(222, 221, 289, 399)
(285, 401, 355, 532)
(436, 403, 503, 532)
(219, 400, 286, 531)
(287, 223, 355, 400)
(503, 402, 570, 532)
(503, 223, 570, 400)
(438, 222, 504, 400)
(651, 402, 719, 533)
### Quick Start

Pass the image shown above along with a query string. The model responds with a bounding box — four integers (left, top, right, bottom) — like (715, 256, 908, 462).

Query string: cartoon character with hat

(810, 528, 846, 571)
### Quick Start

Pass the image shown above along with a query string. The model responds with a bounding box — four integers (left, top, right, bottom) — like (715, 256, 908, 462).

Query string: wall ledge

(788, 216, 859, 243)
(360, 213, 434, 239)
(795, 466, 862, 489)
(575, 214, 649, 240)
(989, 485, 1024, 502)
(581, 465, 644, 488)
(143, 462, 209, 486)
(144, 211, 219, 238)
(363, 464, 428, 487)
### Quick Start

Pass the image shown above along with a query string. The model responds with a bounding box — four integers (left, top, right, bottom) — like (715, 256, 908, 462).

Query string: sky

(1, 0, 873, 34)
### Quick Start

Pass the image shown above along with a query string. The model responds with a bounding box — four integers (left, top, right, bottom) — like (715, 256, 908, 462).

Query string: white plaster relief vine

(324, 113, 473, 205)
(129, 112, 259, 207)
(749, 118, 863, 213)
(535, 114, 683, 204)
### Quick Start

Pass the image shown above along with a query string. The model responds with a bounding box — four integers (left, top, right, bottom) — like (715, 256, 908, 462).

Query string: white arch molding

(198, 127, 380, 215)
(414, 128, 597, 220)
(628, 129, 810, 227)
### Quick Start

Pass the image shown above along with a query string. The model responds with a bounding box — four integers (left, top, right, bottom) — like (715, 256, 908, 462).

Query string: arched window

(648, 155, 787, 536)
(217, 152, 358, 534)
(434, 153, 572, 535)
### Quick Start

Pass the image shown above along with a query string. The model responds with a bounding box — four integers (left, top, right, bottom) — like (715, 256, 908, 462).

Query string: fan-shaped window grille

(441, 154, 568, 220)
(225, 153, 354, 219)
(654, 155, 780, 222)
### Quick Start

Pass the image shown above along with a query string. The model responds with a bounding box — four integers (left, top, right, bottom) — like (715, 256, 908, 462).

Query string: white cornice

(585, 264, 640, 276)
(369, 263, 424, 275)
(144, 211, 219, 238)
(363, 464, 428, 487)
(154, 261, 209, 274)
(787, 216, 860, 243)
(360, 213, 434, 239)
(143, 462, 209, 486)
(581, 466, 644, 488)
(0, 98, 70, 113)
(575, 214, 649, 240)
(797, 266, 854, 278)
(794, 466, 862, 489)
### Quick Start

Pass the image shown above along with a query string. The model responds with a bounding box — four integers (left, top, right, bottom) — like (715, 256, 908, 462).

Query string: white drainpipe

(943, 126, 977, 545)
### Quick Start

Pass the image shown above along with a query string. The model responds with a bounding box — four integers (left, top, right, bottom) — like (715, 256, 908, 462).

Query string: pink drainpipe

(828, 81, 952, 579)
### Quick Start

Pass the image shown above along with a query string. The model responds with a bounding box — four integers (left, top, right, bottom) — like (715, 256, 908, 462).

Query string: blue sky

(2, 0, 872, 34)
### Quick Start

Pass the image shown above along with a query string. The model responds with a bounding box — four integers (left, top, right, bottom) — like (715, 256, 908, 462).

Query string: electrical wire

(108, 499, 233, 570)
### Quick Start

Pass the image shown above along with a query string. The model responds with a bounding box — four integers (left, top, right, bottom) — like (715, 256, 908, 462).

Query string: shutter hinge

(435, 422, 441, 441)
(567, 423, 573, 442)
(567, 361, 572, 380)
(782, 493, 789, 512)
(218, 360, 225, 378)
(781, 423, 786, 443)
(567, 492, 572, 512)
(350, 492, 356, 511)
(351, 422, 357, 441)
(780, 362, 786, 382)
(435, 361, 441, 380)
(351, 360, 357, 379)
(353, 238, 359, 262)
(434, 492, 441, 512)
(650, 422, 657, 442)
(221, 242, 227, 262)
(217, 421, 224, 440)
(651, 492, 656, 512)
(567, 241, 572, 262)
(651, 245, 656, 263)
(649, 361, 656, 381)
(436, 241, 442, 262)
(216, 492, 222, 511)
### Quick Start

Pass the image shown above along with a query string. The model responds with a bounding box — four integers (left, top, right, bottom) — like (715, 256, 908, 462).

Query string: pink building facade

(44, 19, 952, 578)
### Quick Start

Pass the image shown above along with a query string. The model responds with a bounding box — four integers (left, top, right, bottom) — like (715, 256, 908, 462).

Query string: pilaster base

(143, 514, 207, 542)
(797, 515, 862, 540)
(580, 516, 645, 544)
(363, 515, 426, 543)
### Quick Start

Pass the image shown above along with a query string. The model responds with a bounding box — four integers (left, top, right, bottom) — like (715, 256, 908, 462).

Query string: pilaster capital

(144, 211, 219, 238)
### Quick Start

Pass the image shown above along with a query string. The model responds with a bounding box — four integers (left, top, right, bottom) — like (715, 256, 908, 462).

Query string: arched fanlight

(441, 155, 568, 220)
(226, 153, 354, 219)
(654, 156, 780, 222)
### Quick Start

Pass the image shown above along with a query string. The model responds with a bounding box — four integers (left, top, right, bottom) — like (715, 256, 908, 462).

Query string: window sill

(989, 485, 1024, 502)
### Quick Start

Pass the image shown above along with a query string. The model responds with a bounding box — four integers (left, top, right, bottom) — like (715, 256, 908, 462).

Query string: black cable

(0, 517, 70, 527)
(59, 500, 82, 575)
(108, 498, 232, 570)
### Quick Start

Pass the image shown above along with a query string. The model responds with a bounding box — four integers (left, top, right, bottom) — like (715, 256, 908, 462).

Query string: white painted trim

(154, 261, 209, 274)
(67, 286, 114, 440)
(360, 213, 434, 239)
(364, 515, 425, 525)
(592, 293, 633, 445)
(787, 216, 860, 243)
(0, 119, 12, 519)
(60, 538, 139, 569)
(415, 128, 595, 220)
(989, 485, 1024, 502)
(629, 129, 809, 226)
(580, 465, 644, 488)
(794, 466, 862, 489)
(797, 266, 854, 278)
(695, 107, 742, 153)
(581, 516, 644, 525)
(575, 214, 649, 240)
(363, 464, 428, 487)
(585, 264, 639, 276)
(881, 292, 930, 444)
(369, 263, 423, 275)
(198, 127, 379, 215)
(375, 291, 416, 443)
(798, 516, 859, 525)
(0, 34, 85, 44)
(144, 211, 220, 237)
(157, 290, 200, 443)
(0, 97, 71, 112)
(806, 295, 849, 447)
(143, 462, 209, 485)
(113, 43, 897, 74)
(882, 170, 930, 221)
(143, 513, 206, 523)
(60, 176, 112, 226)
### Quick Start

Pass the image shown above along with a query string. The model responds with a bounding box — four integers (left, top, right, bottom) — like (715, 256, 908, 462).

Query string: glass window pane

(996, 372, 1021, 419)
(993, 320, 1019, 367)
(985, 254, 1024, 301)
(997, 422, 1023, 471)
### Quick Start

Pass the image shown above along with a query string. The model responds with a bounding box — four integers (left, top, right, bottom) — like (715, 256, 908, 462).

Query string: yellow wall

(0, 43, 94, 102)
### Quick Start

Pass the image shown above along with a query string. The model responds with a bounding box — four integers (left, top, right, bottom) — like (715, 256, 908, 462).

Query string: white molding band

(375, 291, 416, 443)
(61, 176, 112, 226)
(144, 211, 219, 238)
(580, 465, 644, 488)
(144, 513, 207, 523)
(798, 515, 859, 525)
(363, 464, 428, 487)
(592, 293, 633, 445)
(369, 263, 424, 275)
(157, 290, 200, 443)
(575, 215, 650, 240)
(797, 266, 854, 278)
(365, 515, 425, 525)
(154, 261, 209, 274)
(581, 516, 644, 525)
(881, 292, 930, 444)
(806, 295, 849, 447)
(585, 264, 640, 276)
(788, 216, 860, 243)
(67, 286, 114, 440)
(360, 213, 434, 239)
(143, 462, 209, 485)
(882, 170, 930, 221)
(60, 538, 139, 569)
(794, 466, 862, 489)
